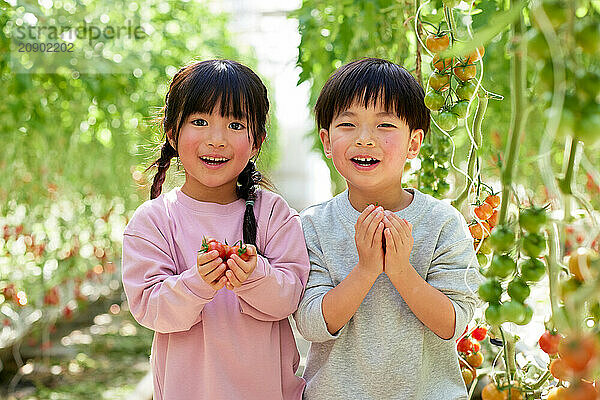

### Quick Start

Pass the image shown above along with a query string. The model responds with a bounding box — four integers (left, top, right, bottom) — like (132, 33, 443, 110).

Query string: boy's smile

(319, 101, 423, 210)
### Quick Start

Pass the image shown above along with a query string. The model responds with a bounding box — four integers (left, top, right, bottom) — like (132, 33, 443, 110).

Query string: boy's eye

(229, 122, 245, 130)
(191, 118, 208, 126)
(337, 122, 355, 128)
(378, 123, 397, 128)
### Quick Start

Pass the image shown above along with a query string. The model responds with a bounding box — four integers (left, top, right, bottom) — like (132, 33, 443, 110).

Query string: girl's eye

(191, 119, 208, 126)
(337, 122, 355, 128)
(229, 122, 245, 130)
(379, 123, 397, 128)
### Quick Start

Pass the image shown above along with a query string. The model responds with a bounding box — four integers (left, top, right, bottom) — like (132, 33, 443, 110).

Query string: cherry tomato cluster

(457, 326, 487, 387)
(479, 205, 550, 326)
(543, 330, 600, 400)
(198, 236, 251, 262)
(417, 139, 452, 198)
(423, 28, 484, 133)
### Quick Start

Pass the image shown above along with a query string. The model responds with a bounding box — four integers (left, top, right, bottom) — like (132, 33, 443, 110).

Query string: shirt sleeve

(122, 226, 217, 334)
(427, 210, 485, 342)
(293, 215, 346, 343)
(232, 196, 310, 322)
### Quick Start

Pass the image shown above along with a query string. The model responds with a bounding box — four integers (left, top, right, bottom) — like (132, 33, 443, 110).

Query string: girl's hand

(197, 250, 228, 290)
(354, 204, 385, 278)
(382, 211, 413, 279)
(224, 244, 258, 289)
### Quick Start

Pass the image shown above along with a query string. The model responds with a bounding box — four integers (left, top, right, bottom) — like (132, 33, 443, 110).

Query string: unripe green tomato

(489, 254, 517, 279)
(485, 303, 504, 326)
(519, 206, 548, 232)
(516, 304, 533, 325)
(501, 301, 526, 324)
(451, 100, 470, 119)
(436, 111, 458, 132)
(522, 232, 547, 258)
(507, 277, 530, 303)
(477, 253, 490, 268)
(478, 239, 493, 255)
(478, 278, 502, 303)
(489, 225, 515, 253)
(425, 90, 445, 111)
(455, 80, 477, 100)
(520, 257, 546, 282)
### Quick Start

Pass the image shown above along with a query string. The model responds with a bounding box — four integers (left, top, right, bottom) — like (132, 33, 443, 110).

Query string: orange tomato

(461, 368, 474, 385)
(558, 334, 599, 373)
(466, 46, 486, 63)
(426, 33, 450, 53)
(454, 63, 477, 81)
(564, 380, 597, 400)
(568, 248, 597, 281)
(547, 387, 568, 400)
(487, 210, 499, 228)
(485, 194, 501, 208)
(466, 351, 484, 368)
(550, 358, 573, 381)
(482, 383, 505, 400)
(432, 54, 454, 72)
(475, 203, 494, 220)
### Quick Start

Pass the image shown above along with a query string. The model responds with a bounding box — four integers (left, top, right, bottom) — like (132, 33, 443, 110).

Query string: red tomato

(471, 327, 488, 341)
(200, 237, 228, 259)
(426, 33, 450, 53)
(487, 210, 499, 228)
(475, 203, 494, 221)
(472, 341, 481, 353)
(457, 337, 474, 353)
(230, 245, 251, 262)
(485, 194, 501, 208)
(539, 331, 562, 355)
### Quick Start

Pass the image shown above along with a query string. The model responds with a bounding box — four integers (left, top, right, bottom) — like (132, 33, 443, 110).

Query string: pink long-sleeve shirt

(121, 187, 310, 400)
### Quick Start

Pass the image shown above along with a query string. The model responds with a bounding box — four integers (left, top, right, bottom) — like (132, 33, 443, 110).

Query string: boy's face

(319, 101, 423, 192)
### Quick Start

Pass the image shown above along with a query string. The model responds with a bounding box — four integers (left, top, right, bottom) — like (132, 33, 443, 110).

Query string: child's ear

(166, 130, 177, 150)
(406, 129, 424, 159)
(319, 128, 332, 159)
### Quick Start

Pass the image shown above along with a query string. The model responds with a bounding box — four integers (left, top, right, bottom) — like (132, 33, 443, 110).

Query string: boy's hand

(355, 204, 385, 278)
(224, 244, 258, 290)
(197, 250, 228, 290)
(382, 211, 414, 279)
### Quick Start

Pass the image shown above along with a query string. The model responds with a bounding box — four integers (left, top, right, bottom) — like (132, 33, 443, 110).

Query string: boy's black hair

(146, 59, 274, 248)
(315, 58, 430, 135)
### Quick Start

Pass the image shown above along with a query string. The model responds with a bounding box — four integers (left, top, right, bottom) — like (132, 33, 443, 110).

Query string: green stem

(444, 6, 456, 44)
(453, 94, 488, 209)
(499, 327, 517, 382)
(558, 136, 579, 196)
(499, 8, 527, 226)
(545, 224, 570, 332)
(415, 0, 423, 86)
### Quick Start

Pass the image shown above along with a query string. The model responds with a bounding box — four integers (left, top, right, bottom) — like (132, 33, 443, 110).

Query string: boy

(293, 58, 483, 399)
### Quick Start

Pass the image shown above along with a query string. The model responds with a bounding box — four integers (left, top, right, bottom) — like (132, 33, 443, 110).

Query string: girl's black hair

(314, 57, 430, 135)
(146, 59, 273, 247)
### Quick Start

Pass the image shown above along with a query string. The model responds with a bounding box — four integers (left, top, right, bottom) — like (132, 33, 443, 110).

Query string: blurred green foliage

(0, 0, 278, 211)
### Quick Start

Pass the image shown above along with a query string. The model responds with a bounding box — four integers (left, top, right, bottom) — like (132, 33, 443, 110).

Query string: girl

(121, 59, 310, 400)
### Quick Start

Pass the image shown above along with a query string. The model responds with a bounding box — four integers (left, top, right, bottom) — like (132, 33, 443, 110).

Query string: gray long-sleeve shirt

(293, 188, 484, 400)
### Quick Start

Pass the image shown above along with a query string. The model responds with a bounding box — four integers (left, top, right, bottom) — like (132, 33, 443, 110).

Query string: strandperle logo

(13, 19, 147, 46)
(9, 12, 152, 75)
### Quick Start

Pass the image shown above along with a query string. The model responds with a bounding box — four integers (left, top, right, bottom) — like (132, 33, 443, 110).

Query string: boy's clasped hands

(197, 244, 258, 291)
(355, 204, 413, 280)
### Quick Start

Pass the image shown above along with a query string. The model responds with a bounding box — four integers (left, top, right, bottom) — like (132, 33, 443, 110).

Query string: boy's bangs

(332, 72, 403, 121)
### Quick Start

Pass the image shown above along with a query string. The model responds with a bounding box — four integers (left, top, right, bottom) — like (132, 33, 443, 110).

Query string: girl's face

(168, 110, 259, 204)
